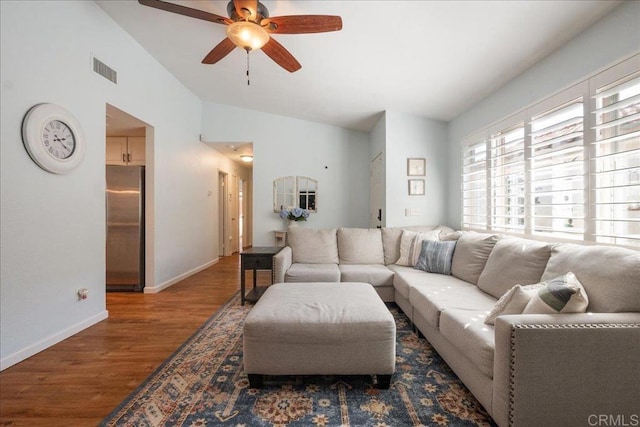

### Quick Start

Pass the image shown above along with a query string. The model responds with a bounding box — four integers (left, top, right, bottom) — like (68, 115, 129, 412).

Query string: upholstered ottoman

(243, 282, 396, 388)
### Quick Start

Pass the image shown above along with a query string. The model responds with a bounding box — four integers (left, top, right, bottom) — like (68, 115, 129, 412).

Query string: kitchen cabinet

(106, 137, 145, 165)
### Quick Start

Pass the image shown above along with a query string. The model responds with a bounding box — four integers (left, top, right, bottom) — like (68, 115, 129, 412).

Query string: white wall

(384, 111, 449, 227)
(0, 1, 219, 369)
(201, 103, 370, 245)
(447, 1, 640, 228)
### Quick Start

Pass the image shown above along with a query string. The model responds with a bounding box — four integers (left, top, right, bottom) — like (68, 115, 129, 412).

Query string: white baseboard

(0, 310, 109, 371)
(144, 258, 219, 294)
(1, 259, 220, 370)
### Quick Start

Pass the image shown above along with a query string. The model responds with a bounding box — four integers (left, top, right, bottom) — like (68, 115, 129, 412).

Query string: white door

(230, 174, 239, 253)
(218, 172, 228, 256)
(370, 153, 384, 228)
(238, 179, 244, 250)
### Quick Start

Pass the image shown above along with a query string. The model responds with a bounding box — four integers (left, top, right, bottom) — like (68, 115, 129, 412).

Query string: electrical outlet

(77, 288, 88, 301)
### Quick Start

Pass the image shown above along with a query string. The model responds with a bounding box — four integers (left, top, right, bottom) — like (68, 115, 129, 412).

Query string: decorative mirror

(273, 176, 318, 212)
(273, 176, 295, 211)
(297, 176, 317, 212)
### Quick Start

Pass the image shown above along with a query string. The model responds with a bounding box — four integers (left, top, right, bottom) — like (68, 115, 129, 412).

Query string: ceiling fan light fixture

(226, 21, 269, 51)
(240, 155, 253, 163)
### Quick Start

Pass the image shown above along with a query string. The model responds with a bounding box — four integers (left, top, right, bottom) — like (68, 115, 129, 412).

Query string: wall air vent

(92, 56, 117, 84)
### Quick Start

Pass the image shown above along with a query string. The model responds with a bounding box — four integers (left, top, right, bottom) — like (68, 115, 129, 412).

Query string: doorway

(370, 152, 384, 228)
(239, 179, 244, 250)
(218, 171, 229, 256)
(206, 142, 253, 255)
(105, 104, 152, 292)
(230, 173, 239, 253)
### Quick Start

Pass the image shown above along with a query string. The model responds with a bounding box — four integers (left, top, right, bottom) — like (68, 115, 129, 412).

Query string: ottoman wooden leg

(248, 374, 263, 389)
(376, 374, 392, 389)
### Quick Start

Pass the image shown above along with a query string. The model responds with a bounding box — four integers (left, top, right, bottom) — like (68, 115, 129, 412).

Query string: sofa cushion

(410, 279, 497, 329)
(415, 240, 457, 275)
(451, 232, 501, 285)
(477, 237, 552, 299)
(337, 228, 384, 264)
(338, 264, 394, 287)
(484, 284, 543, 325)
(284, 263, 341, 282)
(396, 230, 441, 267)
(439, 309, 495, 378)
(288, 228, 339, 264)
(381, 225, 438, 265)
(523, 272, 589, 314)
(541, 244, 640, 313)
(387, 264, 424, 299)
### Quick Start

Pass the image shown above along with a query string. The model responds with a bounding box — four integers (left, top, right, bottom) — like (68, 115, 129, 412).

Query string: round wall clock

(21, 103, 86, 174)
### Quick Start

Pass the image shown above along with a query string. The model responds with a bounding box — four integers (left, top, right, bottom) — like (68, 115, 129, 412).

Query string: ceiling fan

(138, 0, 343, 73)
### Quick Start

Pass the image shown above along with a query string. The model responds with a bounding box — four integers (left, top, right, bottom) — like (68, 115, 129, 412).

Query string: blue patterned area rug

(100, 293, 496, 427)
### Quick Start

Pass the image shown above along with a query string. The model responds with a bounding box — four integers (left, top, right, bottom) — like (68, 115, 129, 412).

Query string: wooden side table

(240, 246, 282, 305)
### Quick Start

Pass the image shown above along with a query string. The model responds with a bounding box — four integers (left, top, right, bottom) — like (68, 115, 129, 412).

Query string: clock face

(22, 103, 85, 174)
(43, 120, 76, 159)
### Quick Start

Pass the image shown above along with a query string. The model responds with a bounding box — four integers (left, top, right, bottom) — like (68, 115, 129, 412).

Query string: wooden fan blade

(202, 38, 236, 64)
(138, 0, 231, 25)
(261, 38, 301, 72)
(233, 0, 258, 20)
(262, 15, 342, 34)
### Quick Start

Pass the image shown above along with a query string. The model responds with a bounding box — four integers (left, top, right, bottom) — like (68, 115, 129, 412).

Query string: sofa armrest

(272, 246, 292, 283)
(493, 313, 640, 427)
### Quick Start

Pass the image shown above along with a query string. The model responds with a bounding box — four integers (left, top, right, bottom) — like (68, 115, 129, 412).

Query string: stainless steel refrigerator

(106, 165, 145, 292)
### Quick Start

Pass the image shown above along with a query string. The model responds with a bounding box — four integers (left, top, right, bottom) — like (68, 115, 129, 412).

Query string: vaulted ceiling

(97, 0, 620, 132)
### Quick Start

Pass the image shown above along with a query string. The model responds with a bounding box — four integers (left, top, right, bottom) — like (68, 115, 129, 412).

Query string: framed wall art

(408, 179, 425, 196)
(407, 158, 426, 176)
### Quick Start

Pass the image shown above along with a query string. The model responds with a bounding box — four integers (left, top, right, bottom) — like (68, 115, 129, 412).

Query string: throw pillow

(522, 272, 589, 314)
(396, 230, 441, 267)
(414, 240, 457, 275)
(439, 230, 463, 241)
(450, 231, 501, 285)
(484, 283, 543, 325)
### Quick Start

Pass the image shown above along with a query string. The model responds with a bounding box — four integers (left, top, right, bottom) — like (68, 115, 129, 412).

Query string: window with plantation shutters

(530, 97, 585, 240)
(592, 71, 640, 247)
(489, 123, 525, 233)
(461, 138, 487, 229)
(460, 53, 639, 249)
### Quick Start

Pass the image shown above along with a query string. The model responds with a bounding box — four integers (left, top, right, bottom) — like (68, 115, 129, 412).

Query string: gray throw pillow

(414, 240, 457, 275)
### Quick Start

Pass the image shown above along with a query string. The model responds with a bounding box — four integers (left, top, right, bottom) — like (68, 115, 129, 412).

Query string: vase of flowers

(280, 207, 310, 228)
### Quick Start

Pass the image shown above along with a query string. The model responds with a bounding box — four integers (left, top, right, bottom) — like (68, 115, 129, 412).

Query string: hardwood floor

(0, 254, 272, 426)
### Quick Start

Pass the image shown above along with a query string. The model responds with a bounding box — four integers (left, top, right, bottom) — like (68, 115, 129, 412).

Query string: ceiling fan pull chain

(246, 48, 251, 86)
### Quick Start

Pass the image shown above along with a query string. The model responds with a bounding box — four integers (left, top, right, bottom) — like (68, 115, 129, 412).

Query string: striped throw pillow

(522, 272, 589, 314)
(414, 240, 457, 275)
(484, 283, 543, 325)
(396, 230, 441, 266)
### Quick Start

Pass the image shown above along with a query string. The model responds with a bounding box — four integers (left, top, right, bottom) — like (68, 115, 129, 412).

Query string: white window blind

(530, 98, 585, 240)
(593, 71, 640, 247)
(462, 138, 487, 229)
(489, 124, 525, 233)
(460, 54, 639, 249)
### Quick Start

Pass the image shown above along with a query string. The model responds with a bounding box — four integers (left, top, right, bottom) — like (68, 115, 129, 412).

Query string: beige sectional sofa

(272, 226, 640, 426)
